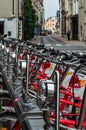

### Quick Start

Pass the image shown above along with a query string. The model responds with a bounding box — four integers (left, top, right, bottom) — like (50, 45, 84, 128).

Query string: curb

(52, 35, 86, 46)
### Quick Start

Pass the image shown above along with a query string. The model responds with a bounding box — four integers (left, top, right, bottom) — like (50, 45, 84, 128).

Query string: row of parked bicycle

(0, 38, 86, 130)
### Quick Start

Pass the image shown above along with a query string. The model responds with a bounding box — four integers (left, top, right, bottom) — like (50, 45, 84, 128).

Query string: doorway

(72, 15, 78, 40)
(0, 21, 4, 35)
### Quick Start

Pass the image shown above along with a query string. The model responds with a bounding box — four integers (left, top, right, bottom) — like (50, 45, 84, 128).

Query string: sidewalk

(31, 36, 40, 44)
(53, 34, 86, 46)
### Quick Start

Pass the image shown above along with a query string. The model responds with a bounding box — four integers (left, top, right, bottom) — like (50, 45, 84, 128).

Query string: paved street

(40, 35, 86, 53)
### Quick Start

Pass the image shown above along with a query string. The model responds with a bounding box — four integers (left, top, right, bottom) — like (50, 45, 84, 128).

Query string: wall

(45, 17, 58, 34)
(0, 0, 12, 17)
(0, 0, 18, 18)
(72, 0, 78, 15)
(78, 0, 86, 41)
(0, 18, 18, 38)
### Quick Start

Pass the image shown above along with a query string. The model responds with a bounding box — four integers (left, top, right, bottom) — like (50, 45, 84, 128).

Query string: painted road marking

(56, 44, 62, 46)
(66, 44, 71, 46)
(45, 44, 51, 46)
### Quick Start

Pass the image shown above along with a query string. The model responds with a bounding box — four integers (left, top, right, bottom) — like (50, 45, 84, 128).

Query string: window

(8, 31, 11, 36)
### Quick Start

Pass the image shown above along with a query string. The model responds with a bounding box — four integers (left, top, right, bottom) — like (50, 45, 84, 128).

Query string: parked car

(40, 30, 47, 36)
(48, 30, 52, 34)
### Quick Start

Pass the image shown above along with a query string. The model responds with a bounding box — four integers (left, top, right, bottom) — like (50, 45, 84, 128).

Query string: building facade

(0, 0, 22, 39)
(0, 0, 44, 39)
(32, 0, 44, 35)
(59, 0, 78, 40)
(78, 0, 86, 41)
(59, 0, 66, 35)
(45, 17, 58, 34)
(72, 0, 78, 40)
(32, 0, 44, 26)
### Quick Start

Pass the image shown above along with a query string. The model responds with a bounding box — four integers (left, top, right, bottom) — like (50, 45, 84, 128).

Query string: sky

(43, 0, 59, 20)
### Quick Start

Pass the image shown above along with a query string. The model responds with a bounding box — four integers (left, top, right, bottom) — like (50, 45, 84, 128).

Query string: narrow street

(40, 35, 86, 53)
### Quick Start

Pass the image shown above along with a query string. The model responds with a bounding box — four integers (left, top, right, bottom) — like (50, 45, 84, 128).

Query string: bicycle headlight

(38, 79, 55, 109)
(6, 47, 9, 53)
(12, 53, 16, 58)
(18, 60, 26, 70)
(2, 45, 5, 49)
(0, 43, 2, 46)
